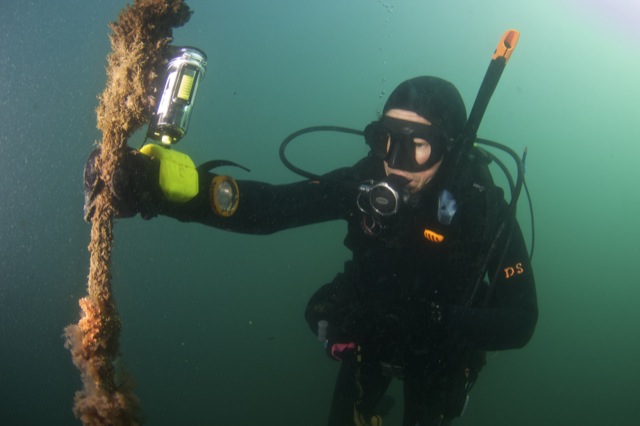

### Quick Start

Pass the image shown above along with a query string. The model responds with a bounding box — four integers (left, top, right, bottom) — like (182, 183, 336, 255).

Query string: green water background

(1, 0, 639, 424)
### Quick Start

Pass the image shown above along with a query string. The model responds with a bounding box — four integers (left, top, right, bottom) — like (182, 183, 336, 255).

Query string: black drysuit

(159, 151, 538, 425)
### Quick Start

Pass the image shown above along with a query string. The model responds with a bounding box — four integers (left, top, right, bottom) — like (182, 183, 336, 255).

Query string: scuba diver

(84, 39, 537, 426)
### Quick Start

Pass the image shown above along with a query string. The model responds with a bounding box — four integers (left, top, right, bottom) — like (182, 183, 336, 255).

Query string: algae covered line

(64, 1, 191, 424)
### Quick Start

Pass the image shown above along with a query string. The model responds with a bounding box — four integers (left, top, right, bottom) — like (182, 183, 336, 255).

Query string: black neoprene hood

(383, 76, 468, 141)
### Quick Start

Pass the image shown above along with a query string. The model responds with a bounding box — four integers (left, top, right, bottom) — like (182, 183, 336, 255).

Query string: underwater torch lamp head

(147, 46, 207, 145)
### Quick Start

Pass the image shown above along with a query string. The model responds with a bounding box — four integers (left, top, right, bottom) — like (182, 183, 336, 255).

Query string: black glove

(315, 319, 357, 361)
(83, 147, 162, 222)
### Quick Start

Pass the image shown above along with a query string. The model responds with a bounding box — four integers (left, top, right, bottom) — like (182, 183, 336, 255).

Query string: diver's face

(383, 109, 443, 193)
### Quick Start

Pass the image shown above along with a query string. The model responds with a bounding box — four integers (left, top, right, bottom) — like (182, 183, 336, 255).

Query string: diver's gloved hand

(83, 147, 162, 222)
(316, 320, 357, 361)
(326, 341, 357, 361)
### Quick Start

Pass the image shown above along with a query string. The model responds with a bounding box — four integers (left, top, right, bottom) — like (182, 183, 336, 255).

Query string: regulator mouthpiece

(357, 174, 410, 218)
(147, 46, 207, 145)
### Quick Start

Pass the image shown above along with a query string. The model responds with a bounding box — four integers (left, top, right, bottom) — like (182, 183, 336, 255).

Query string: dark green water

(1, 1, 639, 425)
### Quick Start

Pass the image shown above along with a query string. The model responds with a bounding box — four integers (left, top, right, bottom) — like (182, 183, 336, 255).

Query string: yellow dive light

(142, 45, 243, 212)
(140, 46, 208, 203)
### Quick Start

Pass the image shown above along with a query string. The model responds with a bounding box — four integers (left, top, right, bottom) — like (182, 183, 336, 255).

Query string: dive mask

(364, 116, 450, 172)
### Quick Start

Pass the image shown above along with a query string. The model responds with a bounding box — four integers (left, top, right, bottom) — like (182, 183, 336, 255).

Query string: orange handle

(493, 29, 520, 62)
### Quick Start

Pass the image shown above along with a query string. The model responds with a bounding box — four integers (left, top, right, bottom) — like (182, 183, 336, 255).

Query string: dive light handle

(139, 143, 199, 203)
